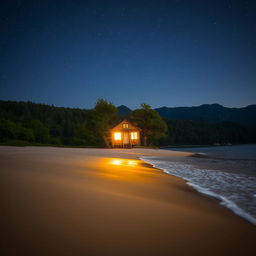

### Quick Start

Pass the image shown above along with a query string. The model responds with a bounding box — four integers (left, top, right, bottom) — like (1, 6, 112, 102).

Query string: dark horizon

(0, 98, 255, 110)
(1, 0, 256, 109)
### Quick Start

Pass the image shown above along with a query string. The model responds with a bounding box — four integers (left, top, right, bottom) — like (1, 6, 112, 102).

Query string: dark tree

(130, 103, 167, 146)
(31, 120, 50, 143)
(92, 99, 118, 147)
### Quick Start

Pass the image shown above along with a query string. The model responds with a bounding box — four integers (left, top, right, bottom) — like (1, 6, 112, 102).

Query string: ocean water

(141, 145, 256, 225)
(169, 144, 256, 161)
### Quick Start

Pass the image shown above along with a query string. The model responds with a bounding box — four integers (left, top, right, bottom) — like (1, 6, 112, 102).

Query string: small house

(110, 120, 141, 147)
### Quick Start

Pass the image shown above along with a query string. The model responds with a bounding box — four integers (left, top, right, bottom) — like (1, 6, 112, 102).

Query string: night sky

(0, 0, 255, 109)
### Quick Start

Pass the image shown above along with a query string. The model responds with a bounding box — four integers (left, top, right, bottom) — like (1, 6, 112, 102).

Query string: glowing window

(122, 123, 129, 128)
(114, 132, 121, 140)
(131, 132, 137, 140)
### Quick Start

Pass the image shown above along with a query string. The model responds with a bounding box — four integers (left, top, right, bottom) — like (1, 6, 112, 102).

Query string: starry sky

(0, 0, 255, 109)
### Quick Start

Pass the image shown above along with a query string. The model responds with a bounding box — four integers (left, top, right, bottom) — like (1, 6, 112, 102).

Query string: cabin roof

(110, 119, 141, 131)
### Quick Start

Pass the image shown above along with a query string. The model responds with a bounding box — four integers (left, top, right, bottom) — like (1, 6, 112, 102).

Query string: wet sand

(0, 146, 255, 255)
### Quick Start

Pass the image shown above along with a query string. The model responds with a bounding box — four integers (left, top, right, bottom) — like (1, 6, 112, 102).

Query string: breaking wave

(141, 157, 256, 225)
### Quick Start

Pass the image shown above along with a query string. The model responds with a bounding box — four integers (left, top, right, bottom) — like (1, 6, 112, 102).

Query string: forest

(0, 100, 256, 147)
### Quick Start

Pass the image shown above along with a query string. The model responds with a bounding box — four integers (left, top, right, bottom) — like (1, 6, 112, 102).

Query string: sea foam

(140, 157, 256, 225)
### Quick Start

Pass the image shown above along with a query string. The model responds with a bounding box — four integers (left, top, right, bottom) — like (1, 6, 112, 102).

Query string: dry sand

(0, 146, 255, 256)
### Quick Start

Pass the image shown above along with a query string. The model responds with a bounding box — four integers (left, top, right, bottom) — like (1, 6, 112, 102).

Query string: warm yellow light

(111, 159, 123, 165)
(114, 132, 121, 140)
(131, 132, 137, 140)
(127, 160, 137, 167)
(110, 158, 138, 167)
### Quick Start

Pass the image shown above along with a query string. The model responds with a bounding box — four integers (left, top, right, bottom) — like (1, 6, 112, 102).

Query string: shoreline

(160, 143, 256, 149)
(141, 156, 256, 225)
(1, 146, 255, 255)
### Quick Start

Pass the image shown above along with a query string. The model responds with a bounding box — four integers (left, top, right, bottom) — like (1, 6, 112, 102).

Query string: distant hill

(117, 103, 256, 127)
(117, 105, 132, 117)
(155, 104, 256, 127)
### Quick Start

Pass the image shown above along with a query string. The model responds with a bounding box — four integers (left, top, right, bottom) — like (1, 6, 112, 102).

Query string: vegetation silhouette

(0, 100, 255, 147)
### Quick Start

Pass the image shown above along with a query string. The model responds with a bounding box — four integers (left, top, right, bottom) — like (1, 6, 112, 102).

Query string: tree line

(0, 100, 255, 147)
(159, 119, 256, 146)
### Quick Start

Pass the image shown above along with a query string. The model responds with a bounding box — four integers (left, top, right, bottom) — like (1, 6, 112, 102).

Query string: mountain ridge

(1, 100, 255, 127)
(117, 104, 256, 127)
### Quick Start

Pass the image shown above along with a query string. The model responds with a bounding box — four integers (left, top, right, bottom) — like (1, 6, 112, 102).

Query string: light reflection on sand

(110, 158, 138, 167)
(90, 157, 159, 182)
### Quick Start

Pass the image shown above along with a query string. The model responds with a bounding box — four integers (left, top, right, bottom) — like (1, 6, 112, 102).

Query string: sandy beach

(0, 146, 255, 256)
